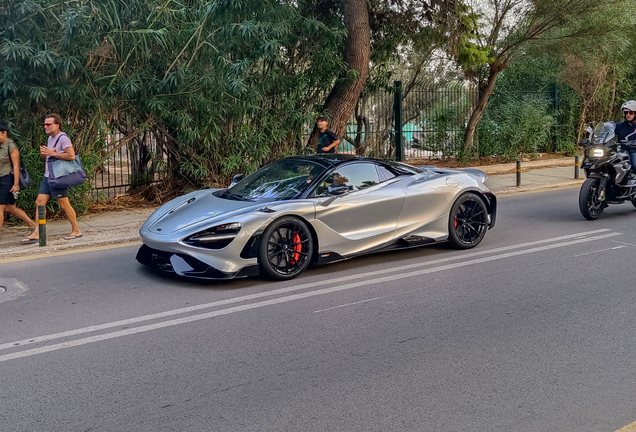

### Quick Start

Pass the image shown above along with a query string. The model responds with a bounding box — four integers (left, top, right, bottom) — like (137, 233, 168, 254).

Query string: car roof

(284, 154, 423, 176)
(286, 153, 391, 168)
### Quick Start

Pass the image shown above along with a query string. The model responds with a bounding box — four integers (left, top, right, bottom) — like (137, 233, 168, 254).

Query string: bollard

(575, 155, 580, 179)
(516, 159, 521, 187)
(38, 205, 46, 247)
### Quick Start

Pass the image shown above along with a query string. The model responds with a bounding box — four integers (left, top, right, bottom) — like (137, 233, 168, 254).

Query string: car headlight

(590, 147, 605, 158)
(182, 222, 242, 249)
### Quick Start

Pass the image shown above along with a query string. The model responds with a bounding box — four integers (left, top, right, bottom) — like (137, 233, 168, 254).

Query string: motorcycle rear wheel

(579, 178, 604, 220)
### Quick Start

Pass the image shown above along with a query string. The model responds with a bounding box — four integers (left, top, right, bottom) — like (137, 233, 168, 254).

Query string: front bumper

(136, 245, 260, 280)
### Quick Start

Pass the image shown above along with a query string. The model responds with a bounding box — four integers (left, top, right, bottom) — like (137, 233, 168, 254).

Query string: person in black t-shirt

(315, 116, 341, 153)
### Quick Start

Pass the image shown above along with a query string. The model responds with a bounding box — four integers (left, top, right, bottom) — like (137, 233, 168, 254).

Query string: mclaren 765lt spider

(136, 154, 497, 280)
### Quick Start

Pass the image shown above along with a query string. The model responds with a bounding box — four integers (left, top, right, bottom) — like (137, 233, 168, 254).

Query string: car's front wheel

(448, 193, 488, 249)
(258, 216, 314, 280)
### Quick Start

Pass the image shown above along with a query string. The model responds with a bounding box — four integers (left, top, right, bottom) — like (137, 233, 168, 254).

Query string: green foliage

(478, 93, 557, 158)
(0, 0, 348, 194)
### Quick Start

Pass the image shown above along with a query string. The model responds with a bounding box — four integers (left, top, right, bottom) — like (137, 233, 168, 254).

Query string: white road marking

(0, 228, 615, 352)
(613, 240, 636, 248)
(0, 231, 622, 363)
(574, 246, 626, 257)
(313, 297, 383, 313)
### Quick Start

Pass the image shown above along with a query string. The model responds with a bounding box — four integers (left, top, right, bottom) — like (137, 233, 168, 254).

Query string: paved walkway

(0, 157, 583, 260)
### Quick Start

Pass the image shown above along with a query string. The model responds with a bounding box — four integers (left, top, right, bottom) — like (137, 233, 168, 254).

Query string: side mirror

(327, 184, 349, 196)
(229, 173, 244, 188)
(586, 126, 593, 135)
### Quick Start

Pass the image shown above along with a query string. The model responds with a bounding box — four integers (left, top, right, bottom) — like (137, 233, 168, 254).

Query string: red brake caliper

(290, 232, 302, 265)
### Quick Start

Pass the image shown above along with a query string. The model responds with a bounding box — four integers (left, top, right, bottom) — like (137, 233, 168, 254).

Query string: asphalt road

(1, 186, 636, 432)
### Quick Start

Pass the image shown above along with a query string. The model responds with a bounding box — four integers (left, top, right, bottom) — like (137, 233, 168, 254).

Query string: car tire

(258, 216, 314, 280)
(448, 193, 488, 249)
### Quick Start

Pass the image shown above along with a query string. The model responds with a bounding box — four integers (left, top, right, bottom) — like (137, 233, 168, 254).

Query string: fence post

(550, 83, 559, 111)
(393, 81, 404, 162)
(575, 155, 580, 179)
(38, 205, 46, 247)
(516, 159, 521, 187)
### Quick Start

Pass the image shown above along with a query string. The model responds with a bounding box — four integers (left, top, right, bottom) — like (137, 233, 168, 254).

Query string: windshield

(591, 121, 616, 145)
(223, 159, 326, 202)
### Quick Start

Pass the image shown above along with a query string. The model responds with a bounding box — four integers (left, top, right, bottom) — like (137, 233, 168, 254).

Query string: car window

(313, 163, 380, 197)
(376, 165, 396, 181)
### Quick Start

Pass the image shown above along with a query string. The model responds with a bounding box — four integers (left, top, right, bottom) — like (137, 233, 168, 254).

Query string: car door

(309, 162, 406, 255)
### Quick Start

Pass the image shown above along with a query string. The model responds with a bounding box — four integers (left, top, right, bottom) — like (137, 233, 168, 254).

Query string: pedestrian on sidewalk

(0, 121, 37, 235)
(22, 114, 82, 244)
(315, 116, 341, 154)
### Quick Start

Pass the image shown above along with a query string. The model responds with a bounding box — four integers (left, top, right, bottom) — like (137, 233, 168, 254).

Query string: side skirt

(315, 236, 440, 266)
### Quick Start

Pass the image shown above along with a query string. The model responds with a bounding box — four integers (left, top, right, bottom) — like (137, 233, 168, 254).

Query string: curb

(478, 158, 577, 175)
(491, 179, 583, 195)
(0, 235, 141, 262)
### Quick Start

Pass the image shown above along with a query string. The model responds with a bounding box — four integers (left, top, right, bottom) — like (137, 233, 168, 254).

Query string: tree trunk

(308, 0, 370, 150)
(463, 61, 504, 157)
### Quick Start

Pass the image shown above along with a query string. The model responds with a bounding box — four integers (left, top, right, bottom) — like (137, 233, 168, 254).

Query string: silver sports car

(136, 154, 497, 280)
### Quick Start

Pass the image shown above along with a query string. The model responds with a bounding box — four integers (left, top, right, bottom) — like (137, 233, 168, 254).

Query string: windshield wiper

(221, 191, 252, 202)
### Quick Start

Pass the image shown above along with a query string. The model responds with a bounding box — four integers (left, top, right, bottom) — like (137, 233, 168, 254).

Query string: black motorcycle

(579, 121, 636, 220)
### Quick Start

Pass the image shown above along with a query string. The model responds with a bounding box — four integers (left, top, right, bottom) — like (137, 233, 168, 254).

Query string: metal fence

(92, 133, 169, 199)
(91, 82, 574, 195)
(400, 82, 477, 160)
(340, 87, 398, 159)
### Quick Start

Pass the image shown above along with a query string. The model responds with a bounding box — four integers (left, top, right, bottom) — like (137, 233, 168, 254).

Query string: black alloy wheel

(448, 193, 488, 249)
(258, 216, 313, 280)
(579, 178, 604, 220)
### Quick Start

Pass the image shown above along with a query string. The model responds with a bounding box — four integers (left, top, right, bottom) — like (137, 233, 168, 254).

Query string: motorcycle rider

(616, 100, 636, 176)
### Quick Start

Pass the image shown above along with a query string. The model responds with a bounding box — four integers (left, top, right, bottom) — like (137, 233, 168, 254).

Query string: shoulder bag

(4, 141, 32, 190)
(47, 134, 87, 189)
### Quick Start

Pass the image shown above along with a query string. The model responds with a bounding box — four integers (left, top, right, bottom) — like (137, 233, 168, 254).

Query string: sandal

(21, 238, 38, 245)
(20, 227, 36, 237)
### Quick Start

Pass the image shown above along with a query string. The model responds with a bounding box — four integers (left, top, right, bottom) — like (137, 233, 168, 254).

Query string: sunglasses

(43, 123, 54, 126)
(624, 110, 635, 116)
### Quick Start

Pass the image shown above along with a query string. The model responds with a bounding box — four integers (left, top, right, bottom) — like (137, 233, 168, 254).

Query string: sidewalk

(0, 157, 583, 260)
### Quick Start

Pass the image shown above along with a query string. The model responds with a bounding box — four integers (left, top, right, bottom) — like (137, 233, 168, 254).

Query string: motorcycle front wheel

(579, 178, 604, 220)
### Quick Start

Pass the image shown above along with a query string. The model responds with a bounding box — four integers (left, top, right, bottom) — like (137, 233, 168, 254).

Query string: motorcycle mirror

(586, 126, 593, 135)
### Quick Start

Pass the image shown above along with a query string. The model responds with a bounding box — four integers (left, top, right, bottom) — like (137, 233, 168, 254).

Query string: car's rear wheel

(258, 216, 313, 280)
(448, 193, 488, 249)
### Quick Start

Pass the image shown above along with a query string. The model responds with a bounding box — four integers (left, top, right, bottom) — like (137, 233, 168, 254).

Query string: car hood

(145, 190, 268, 235)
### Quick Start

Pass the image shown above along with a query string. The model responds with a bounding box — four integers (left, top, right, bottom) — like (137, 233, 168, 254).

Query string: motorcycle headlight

(182, 222, 242, 249)
(590, 147, 605, 158)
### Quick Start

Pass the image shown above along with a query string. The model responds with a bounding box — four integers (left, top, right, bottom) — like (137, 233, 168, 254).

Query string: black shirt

(317, 129, 339, 153)
(616, 120, 636, 142)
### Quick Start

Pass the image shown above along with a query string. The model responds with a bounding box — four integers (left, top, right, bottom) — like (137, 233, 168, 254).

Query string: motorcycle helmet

(621, 100, 636, 114)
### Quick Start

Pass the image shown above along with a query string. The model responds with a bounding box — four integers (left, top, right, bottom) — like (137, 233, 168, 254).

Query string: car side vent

(257, 207, 276, 213)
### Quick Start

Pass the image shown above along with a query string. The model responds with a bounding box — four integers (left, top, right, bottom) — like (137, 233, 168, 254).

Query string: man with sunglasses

(616, 100, 636, 176)
(22, 114, 82, 244)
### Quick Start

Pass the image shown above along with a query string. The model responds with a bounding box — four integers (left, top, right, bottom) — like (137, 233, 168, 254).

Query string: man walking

(315, 116, 341, 154)
(22, 114, 82, 244)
